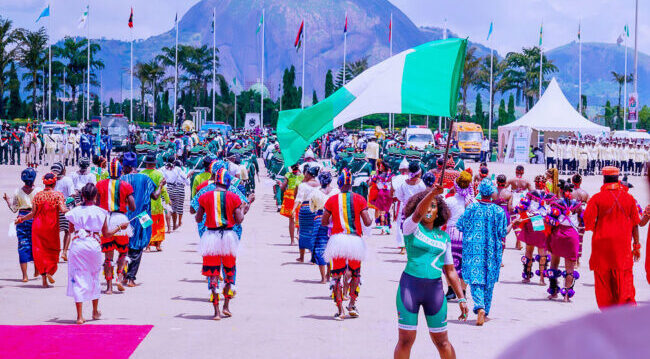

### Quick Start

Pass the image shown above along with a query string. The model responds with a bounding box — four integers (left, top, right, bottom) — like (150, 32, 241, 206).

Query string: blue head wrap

(478, 178, 496, 198)
(21, 168, 37, 185)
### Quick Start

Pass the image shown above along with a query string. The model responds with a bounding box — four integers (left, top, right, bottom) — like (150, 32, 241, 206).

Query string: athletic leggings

(396, 272, 447, 332)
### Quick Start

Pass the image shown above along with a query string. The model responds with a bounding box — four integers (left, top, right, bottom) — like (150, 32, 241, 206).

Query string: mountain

(86, 0, 649, 110)
(546, 42, 650, 108)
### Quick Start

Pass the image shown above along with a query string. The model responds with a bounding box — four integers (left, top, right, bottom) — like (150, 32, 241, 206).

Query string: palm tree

(0, 17, 19, 117)
(134, 61, 151, 122)
(611, 71, 633, 122)
(16, 27, 48, 118)
(217, 102, 234, 126)
(475, 55, 509, 124)
(504, 47, 557, 111)
(334, 57, 369, 89)
(181, 45, 214, 106)
(459, 47, 481, 117)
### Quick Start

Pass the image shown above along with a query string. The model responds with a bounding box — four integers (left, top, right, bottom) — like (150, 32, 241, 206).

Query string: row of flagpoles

(35, 3, 640, 131)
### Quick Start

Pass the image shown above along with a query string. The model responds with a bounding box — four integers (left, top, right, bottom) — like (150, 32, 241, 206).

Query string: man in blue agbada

(121, 152, 164, 287)
(456, 178, 507, 326)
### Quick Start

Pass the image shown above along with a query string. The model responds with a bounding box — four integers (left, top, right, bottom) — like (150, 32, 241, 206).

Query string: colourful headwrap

(108, 158, 123, 178)
(338, 168, 352, 187)
(214, 168, 232, 187)
(478, 178, 495, 198)
(210, 160, 227, 174)
(21, 168, 37, 185)
(43, 173, 57, 186)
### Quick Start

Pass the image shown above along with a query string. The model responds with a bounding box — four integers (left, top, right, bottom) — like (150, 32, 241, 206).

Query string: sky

(0, 0, 648, 55)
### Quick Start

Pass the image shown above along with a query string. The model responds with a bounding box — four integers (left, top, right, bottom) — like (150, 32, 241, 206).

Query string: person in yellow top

(375, 126, 386, 140)
(140, 154, 170, 252)
(279, 164, 303, 245)
(192, 157, 214, 198)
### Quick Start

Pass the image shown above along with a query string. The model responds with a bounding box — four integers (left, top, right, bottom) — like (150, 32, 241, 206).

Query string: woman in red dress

(16, 173, 68, 288)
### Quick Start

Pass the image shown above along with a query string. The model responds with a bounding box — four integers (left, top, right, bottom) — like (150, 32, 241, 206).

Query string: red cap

(602, 166, 620, 176)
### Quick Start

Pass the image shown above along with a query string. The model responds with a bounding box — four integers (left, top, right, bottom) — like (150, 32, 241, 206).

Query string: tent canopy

(499, 77, 609, 135)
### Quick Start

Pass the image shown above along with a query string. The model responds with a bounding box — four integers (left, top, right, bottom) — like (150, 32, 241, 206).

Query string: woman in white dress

(65, 183, 129, 324)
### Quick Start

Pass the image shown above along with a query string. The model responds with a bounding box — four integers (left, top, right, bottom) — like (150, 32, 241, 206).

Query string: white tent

(497, 77, 610, 161)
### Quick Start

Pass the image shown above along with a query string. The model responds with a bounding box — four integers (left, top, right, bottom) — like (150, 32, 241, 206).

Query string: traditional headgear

(479, 166, 489, 178)
(478, 178, 495, 198)
(399, 158, 409, 170)
(21, 168, 37, 185)
(602, 166, 619, 176)
(214, 168, 232, 187)
(43, 172, 57, 186)
(338, 168, 352, 187)
(210, 160, 226, 174)
(123, 152, 137, 168)
(304, 149, 315, 160)
(108, 158, 123, 178)
(79, 157, 90, 168)
(318, 171, 332, 188)
(422, 172, 436, 188)
(50, 162, 64, 175)
(457, 170, 472, 188)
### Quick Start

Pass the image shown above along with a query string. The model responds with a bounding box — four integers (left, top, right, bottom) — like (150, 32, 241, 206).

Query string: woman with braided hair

(309, 171, 339, 283)
(16, 173, 68, 288)
(293, 165, 321, 262)
(545, 179, 582, 302)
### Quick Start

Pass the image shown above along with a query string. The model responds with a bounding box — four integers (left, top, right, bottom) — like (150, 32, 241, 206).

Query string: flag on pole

(256, 13, 263, 34)
(36, 4, 50, 23)
(294, 21, 304, 50)
(134, 211, 153, 228)
(78, 5, 89, 29)
(539, 23, 543, 46)
(388, 18, 392, 42)
(487, 22, 493, 41)
(233, 77, 237, 85)
(211, 18, 214, 33)
(175, 13, 178, 24)
(277, 38, 467, 166)
(577, 23, 581, 40)
(624, 24, 630, 37)
(617, 35, 624, 46)
(128, 7, 134, 28)
(344, 14, 348, 33)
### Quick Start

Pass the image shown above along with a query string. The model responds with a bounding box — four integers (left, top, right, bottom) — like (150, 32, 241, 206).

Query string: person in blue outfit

(80, 129, 93, 159)
(456, 178, 507, 326)
(121, 152, 164, 287)
(100, 129, 113, 162)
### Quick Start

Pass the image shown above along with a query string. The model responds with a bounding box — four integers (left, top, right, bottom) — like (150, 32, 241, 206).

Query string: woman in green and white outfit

(394, 185, 468, 359)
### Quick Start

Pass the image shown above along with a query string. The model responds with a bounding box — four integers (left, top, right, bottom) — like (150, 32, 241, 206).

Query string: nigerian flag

(277, 38, 467, 165)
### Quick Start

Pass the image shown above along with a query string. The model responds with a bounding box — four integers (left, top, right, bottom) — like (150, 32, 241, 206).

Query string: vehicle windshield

(102, 117, 129, 138)
(408, 134, 433, 143)
(42, 126, 64, 134)
(458, 131, 483, 142)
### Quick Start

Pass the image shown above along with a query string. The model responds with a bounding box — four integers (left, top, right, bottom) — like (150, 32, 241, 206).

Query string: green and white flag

(277, 38, 467, 166)
(78, 5, 89, 29)
(134, 211, 153, 228)
(256, 13, 264, 34)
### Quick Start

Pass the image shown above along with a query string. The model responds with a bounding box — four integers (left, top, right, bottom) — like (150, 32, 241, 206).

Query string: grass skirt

(324, 233, 366, 262)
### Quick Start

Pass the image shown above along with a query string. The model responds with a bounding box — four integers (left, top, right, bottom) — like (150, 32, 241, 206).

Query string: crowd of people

(2, 122, 649, 358)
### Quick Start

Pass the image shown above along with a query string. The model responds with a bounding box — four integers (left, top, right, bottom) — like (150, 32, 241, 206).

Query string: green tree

(282, 66, 300, 110)
(16, 27, 48, 117)
(474, 93, 484, 126)
(504, 47, 558, 111)
(459, 47, 481, 117)
(638, 105, 650, 130)
(476, 55, 509, 122)
(6, 62, 21, 119)
(335, 57, 368, 89)
(507, 94, 515, 122)
(325, 69, 334, 98)
(312, 90, 318, 105)
(0, 17, 19, 118)
(604, 100, 614, 129)
(497, 98, 507, 125)
(610, 71, 633, 123)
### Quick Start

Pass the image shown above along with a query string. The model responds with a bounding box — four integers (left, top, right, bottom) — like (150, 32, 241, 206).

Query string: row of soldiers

(545, 138, 650, 176)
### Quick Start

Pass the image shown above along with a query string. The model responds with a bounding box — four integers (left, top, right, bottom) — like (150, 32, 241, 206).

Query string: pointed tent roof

(500, 78, 609, 135)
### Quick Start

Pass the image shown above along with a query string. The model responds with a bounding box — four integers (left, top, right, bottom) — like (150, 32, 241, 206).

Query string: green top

(140, 168, 170, 215)
(285, 173, 303, 190)
(403, 220, 452, 280)
(191, 171, 212, 198)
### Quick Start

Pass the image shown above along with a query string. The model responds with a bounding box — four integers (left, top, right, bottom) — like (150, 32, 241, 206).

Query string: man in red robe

(583, 166, 640, 310)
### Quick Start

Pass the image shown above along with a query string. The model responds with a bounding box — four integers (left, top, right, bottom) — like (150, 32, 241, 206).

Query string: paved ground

(0, 162, 648, 358)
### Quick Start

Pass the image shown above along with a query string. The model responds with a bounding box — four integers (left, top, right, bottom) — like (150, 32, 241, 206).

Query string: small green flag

(624, 24, 630, 37)
(136, 211, 153, 228)
(256, 14, 263, 34)
(531, 216, 545, 232)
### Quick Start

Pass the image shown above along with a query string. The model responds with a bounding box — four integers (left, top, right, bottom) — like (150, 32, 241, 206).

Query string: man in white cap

(300, 148, 322, 173)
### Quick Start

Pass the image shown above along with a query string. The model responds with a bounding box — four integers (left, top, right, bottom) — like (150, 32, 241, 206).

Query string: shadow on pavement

(171, 296, 208, 303)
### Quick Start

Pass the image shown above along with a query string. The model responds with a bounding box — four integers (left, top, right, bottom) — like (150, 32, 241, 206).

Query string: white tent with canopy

(497, 77, 610, 162)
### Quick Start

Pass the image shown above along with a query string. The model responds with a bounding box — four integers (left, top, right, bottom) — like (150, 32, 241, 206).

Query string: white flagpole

(539, 22, 543, 99)
(261, 8, 265, 126)
(632, 0, 638, 129)
(440, 18, 447, 132)
(343, 11, 347, 86)
(100, 72, 103, 117)
(389, 12, 393, 132)
(301, 20, 306, 109)
(130, 12, 133, 123)
(489, 47, 493, 138)
(63, 68, 66, 122)
(212, 8, 216, 123)
(48, 4, 51, 122)
(578, 22, 582, 115)
(234, 87, 237, 128)
(623, 25, 629, 131)
(87, 4, 91, 123)
(42, 66, 45, 121)
(173, 13, 179, 128)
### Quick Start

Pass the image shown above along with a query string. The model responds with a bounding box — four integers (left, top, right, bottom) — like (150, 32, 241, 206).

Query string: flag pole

(234, 81, 237, 128)
(389, 12, 393, 132)
(440, 17, 447, 132)
(212, 8, 216, 123)
(343, 11, 347, 86)
(623, 25, 629, 131)
(87, 4, 91, 123)
(488, 21, 493, 143)
(632, 0, 638, 130)
(100, 71, 103, 118)
(578, 21, 582, 116)
(48, 3, 51, 122)
(261, 8, 265, 127)
(63, 68, 66, 122)
(301, 20, 306, 109)
(173, 13, 179, 128)
(130, 14, 134, 123)
(539, 21, 543, 99)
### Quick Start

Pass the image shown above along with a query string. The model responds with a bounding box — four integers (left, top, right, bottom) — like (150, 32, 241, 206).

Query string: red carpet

(0, 325, 153, 358)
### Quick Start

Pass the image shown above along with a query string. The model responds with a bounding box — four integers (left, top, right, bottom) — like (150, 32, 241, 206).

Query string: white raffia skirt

(199, 229, 239, 257)
(108, 212, 133, 237)
(323, 233, 366, 262)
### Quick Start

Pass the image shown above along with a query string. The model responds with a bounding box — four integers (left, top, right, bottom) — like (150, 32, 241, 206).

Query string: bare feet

(61, 250, 68, 262)
(476, 309, 486, 326)
(296, 257, 304, 262)
(547, 293, 558, 300)
(563, 295, 572, 303)
(21, 277, 28, 283)
(212, 314, 221, 321)
(539, 279, 546, 286)
(46, 274, 55, 284)
(144, 247, 151, 253)
(126, 280, 136, 287)
(398, 248, 405, 255)
(155, 244, 162, 251)
(222, 307, 232, 318)
(104, 289, 113, 295)
(41, 276, 50, 288)
(522, 278, 530, 283)
(92, 311, 102, 320)
(76, 318, 85, 325)
(116, 282, 125, 292)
